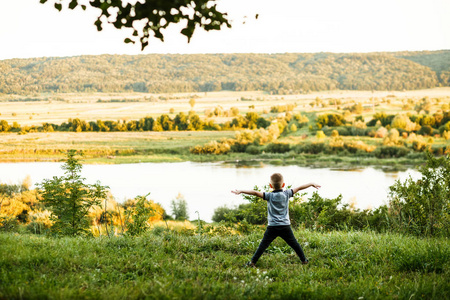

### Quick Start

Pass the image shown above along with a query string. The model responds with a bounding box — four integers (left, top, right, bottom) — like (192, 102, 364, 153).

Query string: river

(0, 162, 421, 222)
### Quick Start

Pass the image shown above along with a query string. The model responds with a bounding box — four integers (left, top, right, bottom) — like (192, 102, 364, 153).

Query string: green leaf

(40, 0, 48, 3)
(69, 0, 78, 10)
(81, 5, 86, 10)
(54, 3, 62, 11)
(94, 19, 102, 31)
(124, 38, 135, 44)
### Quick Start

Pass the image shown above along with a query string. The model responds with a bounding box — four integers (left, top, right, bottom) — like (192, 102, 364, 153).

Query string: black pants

(251, 225, 307, 263)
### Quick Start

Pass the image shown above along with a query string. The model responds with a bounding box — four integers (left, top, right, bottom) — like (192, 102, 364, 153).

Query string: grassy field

(0, 130, 434, 169)
(0, 229, 448, 299)
(1, 89, 449, 167)
(1, 89, 450, 126)
(0, 131, 236, 163)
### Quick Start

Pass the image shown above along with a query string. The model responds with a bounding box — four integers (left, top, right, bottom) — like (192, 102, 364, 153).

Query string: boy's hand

(231, 190, 242, 195)
(312, 183, 321, 189)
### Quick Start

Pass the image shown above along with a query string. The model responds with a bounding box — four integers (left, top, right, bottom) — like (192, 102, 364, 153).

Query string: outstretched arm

(231, 189, 264, 198)
(292, 183, 321, 194)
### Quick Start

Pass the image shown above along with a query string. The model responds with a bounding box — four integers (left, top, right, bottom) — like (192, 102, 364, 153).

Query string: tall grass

(1, 229, 448, 299)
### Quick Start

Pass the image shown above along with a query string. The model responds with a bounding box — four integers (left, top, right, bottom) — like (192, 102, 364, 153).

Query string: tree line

(0, 111, 277, 133)
(1, 51, 449, 95)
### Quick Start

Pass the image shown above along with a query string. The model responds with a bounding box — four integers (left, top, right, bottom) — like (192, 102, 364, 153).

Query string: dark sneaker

(244, 261, 256, 268)
(301, 260, 309, 265)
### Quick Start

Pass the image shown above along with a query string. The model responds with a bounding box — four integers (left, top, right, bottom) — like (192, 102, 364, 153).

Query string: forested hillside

(1, 51, 449, 95)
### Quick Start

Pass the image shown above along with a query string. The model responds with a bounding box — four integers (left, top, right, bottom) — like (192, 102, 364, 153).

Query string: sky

(0, 0, 449, 60)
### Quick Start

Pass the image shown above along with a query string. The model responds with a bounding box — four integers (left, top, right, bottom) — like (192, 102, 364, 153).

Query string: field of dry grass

(1, 88, 450, 126)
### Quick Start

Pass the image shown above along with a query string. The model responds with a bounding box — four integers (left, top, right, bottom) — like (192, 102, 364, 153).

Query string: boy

(232, 173, 320, 267)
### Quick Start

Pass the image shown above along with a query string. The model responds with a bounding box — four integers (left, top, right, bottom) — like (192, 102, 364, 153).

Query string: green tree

(40, 0, 231, 50)
(171, 193, 189, 220)
(37, 150, 108, 236)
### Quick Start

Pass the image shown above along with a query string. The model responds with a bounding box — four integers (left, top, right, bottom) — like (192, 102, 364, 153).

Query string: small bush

(125, 194, 155, 236)
(245, 145, 261, 155)
(295, 142, 326, 154)
(265, 142, 291, 153)
(0, 214, 19, 232)
(190, 141, 231, 155)
(373, 146, 410, 158)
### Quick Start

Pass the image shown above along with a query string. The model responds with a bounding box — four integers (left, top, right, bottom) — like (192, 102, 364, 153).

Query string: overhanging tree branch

(39, 0, 231, 50)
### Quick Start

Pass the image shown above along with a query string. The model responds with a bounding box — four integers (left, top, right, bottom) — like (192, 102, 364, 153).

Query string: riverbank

(0, 131, 429, 171)
(0, 151, 426, 171)
(0, 230, 448, 299)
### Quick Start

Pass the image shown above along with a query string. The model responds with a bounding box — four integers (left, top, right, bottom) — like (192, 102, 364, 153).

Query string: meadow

(1, 229, 449, 300)
(1, 101, 449, 299)
(0, 131, 236, 163)
(1, 89, 449, 167)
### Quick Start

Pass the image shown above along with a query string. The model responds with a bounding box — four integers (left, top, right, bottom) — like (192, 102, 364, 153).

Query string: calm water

(0, 162, 420, 222)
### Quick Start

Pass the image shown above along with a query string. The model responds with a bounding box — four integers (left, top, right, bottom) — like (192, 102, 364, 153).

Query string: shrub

(289, 123, 297, 132)
(124, 193, 155, 236)
(383, 128, 401, 146)
(211, 204, 252, 224)
(290, 192, 385, 231)
(331, 129, 339, 137)
(190, 141, 231, 155)
(245, 145, 261, 155)
(373, 146, 410, 158)
(418, 125, 433, 136)
(412, 140, 428, 152)
(391, 114, 417, 131)
(212, 206, 238, 223)
(265, 142, 291, 153)
(25, 209, 53, 234)
(367, 112, 395, 127)
(295, 142, 326, 154)
(388, 153, 450, 236)
(0, 214, 19, 232)
(316, 130, 326, 139)
(343, 140, 375, 153)
(375, 126, 388, 138)
(318, 113, 345, 127)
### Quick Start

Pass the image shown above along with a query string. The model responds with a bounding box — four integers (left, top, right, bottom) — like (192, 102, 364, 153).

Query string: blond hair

(270, 173, 284, 189)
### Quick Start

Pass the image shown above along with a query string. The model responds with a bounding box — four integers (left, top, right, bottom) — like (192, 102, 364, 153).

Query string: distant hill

(1, 51, 449, 95)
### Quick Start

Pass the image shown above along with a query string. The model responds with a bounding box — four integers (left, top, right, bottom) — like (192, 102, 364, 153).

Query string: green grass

(1, 230, 448, 299)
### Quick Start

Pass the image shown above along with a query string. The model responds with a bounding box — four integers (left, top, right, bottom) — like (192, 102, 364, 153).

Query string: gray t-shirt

(263, 189, 294, 226)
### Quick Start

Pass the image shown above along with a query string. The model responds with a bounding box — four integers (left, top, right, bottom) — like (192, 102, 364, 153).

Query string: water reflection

(0, 162, 420, 222)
